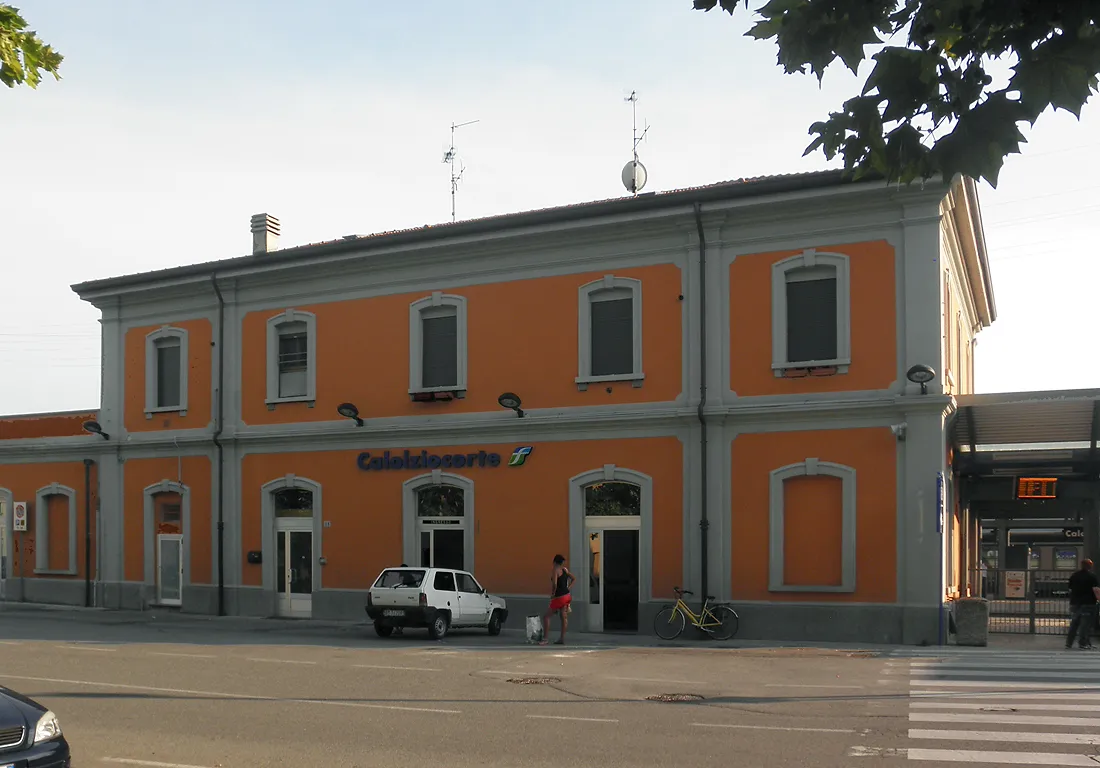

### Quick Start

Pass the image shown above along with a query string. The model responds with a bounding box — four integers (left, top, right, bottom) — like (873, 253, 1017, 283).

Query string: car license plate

(383, 609, 403, 617)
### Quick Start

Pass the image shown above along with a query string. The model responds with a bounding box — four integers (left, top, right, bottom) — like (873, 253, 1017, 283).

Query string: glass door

(418, 520, 465, 570)
(587, 530, 602, 632)
(156, 534, 183, 606)
(603, 529, 640, 632)
(277, 525, 313, 617)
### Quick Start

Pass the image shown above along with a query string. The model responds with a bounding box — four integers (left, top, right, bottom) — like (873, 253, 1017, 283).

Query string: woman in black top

(541, 554, 574, 645)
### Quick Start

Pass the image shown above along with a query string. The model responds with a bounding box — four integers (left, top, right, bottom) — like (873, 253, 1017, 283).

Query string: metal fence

(972, 568, 1081, 635)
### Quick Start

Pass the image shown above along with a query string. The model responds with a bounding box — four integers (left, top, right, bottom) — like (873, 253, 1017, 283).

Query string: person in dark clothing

(540, 554, 574, 646)
(1066, 559, 1100, 650)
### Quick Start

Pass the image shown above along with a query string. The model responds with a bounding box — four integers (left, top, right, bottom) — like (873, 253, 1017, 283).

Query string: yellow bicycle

(654, 587, 739, 641)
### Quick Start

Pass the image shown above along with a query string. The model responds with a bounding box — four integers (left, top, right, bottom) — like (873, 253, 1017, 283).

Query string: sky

(1, 1, 1097, 415)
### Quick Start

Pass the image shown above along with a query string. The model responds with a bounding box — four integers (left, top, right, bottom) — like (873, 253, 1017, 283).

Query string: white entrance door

(276, 520, 313, 618)
(157, 534, 183, 606)
(585, 517, 641, 633)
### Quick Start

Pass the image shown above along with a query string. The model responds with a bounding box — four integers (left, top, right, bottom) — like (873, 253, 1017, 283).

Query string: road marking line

(245, 657, 316, 665)
(909, 729, 1100, 745)
(765, 684, 865, 689)
(911, 680, 1100, 689)
(526, 715, 617, 723)
(0, 641, 19, 645)
(910, 711, 1100, 726)
(906, 748, 1100, 765)
(149, 652, 215, 659)
(694, 722, 855, 733)
(58, 644, 116, 652)
(608, 676, 707, 685)
(912, 691, 1100, 701)
(0, 674, 460, 715)
(909, 660, 1100, 670)
(912, 701, 1100, 712)
(102, 759, 217, 768)
(911, 668, 1100, 680)
(354, 664, 441, 673)
(480, 670, 571, 678)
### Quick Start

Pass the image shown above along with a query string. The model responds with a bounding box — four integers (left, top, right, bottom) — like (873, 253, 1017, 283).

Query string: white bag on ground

(526, 615, 543, 644)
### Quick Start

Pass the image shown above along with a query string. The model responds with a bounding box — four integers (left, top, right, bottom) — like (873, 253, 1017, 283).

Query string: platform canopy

(950, 389, 1100, 478)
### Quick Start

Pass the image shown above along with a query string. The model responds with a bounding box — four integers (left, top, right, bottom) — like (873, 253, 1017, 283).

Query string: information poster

(1004, 570, 1026, 599)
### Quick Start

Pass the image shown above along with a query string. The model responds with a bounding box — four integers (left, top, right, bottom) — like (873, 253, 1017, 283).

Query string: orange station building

(0, 170, 996, 643)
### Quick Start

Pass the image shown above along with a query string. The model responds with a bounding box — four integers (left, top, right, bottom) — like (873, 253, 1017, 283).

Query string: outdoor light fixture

(82, 420, 109, 440)
(497, 392, 525, 418)
(906, 364, 937, 395)
(336, 402, 364, 427)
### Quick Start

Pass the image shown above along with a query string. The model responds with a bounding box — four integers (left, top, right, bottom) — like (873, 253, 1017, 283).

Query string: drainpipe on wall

(83, 458, 94, 608)
(693, 203, 710, 603)
(211, 275, 226, 617)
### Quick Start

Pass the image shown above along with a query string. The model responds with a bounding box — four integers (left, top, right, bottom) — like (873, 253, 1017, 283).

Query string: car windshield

(375, 569, 426, 588)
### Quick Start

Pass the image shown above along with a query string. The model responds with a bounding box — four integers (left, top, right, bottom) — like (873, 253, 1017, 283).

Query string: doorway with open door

(416, 484, 468, 570)
(584, 481, 641, 633)
(152, 492, 184, 607)
(274, 488, 314, 618)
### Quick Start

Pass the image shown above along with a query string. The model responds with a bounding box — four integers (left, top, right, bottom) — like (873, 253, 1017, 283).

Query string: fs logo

(508, 446, 533, 467)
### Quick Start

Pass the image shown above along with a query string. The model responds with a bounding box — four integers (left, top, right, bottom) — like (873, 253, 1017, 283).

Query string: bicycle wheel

(653, 606, 687, 640)
(710, 605, 739, 641)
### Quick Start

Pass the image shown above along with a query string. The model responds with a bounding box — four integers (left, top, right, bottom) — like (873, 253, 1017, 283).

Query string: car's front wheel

(374, 620, 393, 638)
(487, 610, 503, 636)
(428, 613, 450, 640)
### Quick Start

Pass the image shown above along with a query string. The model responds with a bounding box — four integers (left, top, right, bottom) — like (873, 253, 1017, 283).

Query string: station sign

(357, 446, 533, 472)
(1017, 477, 1057, 500)
(1064, 527, 1085, 539)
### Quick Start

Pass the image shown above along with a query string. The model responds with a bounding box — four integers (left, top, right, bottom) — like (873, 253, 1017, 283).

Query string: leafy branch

(693, 0, 1100, 187)
(0, 4, 62, 90)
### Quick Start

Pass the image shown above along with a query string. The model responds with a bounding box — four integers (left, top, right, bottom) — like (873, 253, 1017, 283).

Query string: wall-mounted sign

(357, 446, 534, 472)
(12, 502, 27, 532)
(1017, 477, 1057, 499)
(1064, 527, 1085, 539)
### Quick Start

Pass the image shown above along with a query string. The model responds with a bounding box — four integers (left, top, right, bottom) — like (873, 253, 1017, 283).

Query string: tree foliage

(693, 0, 1100, 188)
(0, 4, 62, 90)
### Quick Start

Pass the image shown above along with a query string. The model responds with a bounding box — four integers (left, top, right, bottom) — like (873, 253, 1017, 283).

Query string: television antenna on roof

(442, 119, 479, 222)
(622, 90, 649, 195)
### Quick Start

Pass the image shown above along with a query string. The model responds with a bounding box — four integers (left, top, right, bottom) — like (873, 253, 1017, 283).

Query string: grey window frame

(768, 458, 857, 593)
(265, 309, 317, 406)
(144, 326, 189, 418)
(576, 275, 644, 390)
(408, 292, 468, 396)
(770, 249, 851, 375)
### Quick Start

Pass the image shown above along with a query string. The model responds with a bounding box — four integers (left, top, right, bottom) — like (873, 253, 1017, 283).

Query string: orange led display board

(1017, 477, 1058, 499)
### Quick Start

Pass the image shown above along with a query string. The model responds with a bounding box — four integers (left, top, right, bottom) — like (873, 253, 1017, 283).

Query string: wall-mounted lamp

(906, 364, 937, 395)
(337, 402, 364, 427)
(497, 392, 525, 418)
(890, 422, 908, 441)
(82, 420, 109, 440)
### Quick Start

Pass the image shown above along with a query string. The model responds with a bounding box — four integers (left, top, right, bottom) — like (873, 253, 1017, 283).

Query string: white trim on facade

(144, 326, 189, 418)
(567, 465, 653, 605)
(770, 249, 851, 376)
(576, 275, 645, 390)
(33, 482, 78, 575)
(265, 309, 318, 406)
(401, 472, 475, 570)
(768, 458, 857, 592)
(142, 480, 191, 603)
(408, 292, 468, 396)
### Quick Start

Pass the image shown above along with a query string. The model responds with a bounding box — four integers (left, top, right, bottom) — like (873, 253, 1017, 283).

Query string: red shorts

(549, 594, 571, 612)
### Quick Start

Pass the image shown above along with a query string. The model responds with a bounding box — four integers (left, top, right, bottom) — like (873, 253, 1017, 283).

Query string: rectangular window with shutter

(277, 322, 309, 398)
(590, 293, 634, 376)
(785, 268, 838, 364)
(421, 310, 458, 388)
(155, 337, 182, 408)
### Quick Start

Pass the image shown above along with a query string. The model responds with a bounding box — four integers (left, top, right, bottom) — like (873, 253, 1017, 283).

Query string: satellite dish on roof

(622, 160, 648, 194)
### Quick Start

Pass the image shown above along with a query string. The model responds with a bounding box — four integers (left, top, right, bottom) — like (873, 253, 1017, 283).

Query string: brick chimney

(250, 213, 280, 255)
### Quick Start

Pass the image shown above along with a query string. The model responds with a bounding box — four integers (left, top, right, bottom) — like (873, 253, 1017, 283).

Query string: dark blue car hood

(0, 687, 43, 730)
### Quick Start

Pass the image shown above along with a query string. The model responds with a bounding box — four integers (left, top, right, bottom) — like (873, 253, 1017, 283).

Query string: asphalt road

(1, 605, 1083, 768)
